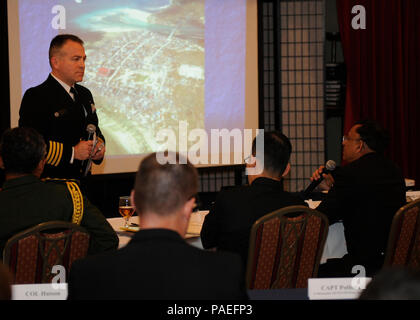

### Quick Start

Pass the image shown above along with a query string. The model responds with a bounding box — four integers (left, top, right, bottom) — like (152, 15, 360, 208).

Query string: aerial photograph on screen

(63, 0, 205, 155)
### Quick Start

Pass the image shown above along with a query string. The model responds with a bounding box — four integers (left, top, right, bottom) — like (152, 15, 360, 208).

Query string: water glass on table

(119, 196, 135, 228)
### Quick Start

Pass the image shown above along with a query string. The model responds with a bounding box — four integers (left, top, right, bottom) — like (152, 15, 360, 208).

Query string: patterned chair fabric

(246, 205, 329, 289)
(3, 221, 90, 284)
(383, 199, 420, 269)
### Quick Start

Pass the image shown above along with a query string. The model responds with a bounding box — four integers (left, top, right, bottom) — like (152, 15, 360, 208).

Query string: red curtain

(336, 0, 420, 186)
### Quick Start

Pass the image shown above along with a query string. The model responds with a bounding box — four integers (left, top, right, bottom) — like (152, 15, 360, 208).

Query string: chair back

(383, 199, 420, 268)
(3, 221, 90, 284)
(246, 205, 328, 289)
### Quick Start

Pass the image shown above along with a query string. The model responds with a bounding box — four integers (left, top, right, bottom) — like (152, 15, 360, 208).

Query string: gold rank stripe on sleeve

(46, 141, 63, 167)
(46, 141, 56, 164)
(66, 181, 84, 225)
(51, 142, 63, 166)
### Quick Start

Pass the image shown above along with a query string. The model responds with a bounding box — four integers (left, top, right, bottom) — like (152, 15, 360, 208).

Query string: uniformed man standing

(18, 34, 105, 180)
(0, 127, 118, 255)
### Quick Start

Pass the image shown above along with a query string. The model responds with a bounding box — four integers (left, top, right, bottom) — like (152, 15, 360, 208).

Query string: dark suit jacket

(0, 175, 118, 255)
(317, 152, 406, 272)
(200, 177, 306, 266)
(68, 229, 248, 300)
(19, 75, 105, 180)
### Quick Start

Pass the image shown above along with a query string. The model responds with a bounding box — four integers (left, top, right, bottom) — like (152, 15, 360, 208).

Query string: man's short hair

(252, 131, 292, 178)
(49, 34, 84, 65)
(0, 127, 46, 174)
(133, 152, 198, 216)
(355, 120, 390, 153)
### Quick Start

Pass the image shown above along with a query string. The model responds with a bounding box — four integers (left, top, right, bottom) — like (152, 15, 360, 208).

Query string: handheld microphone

(302, 160, 336, 198)
(86, 124, 96, 141)
(82, 124, 97, 176)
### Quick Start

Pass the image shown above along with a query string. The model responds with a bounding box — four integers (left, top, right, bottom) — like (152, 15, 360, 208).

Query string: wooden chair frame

(3, 221, 90, 284)
(383, 199, 420, 268)
(246, 205, 329, 289)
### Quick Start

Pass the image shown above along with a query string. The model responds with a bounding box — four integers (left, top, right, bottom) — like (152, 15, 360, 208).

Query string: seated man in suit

(0, 127, 118, 255)
(200, 131, 306, 267)
(68, 152, 247, 300)
(311, 120, 406, 277)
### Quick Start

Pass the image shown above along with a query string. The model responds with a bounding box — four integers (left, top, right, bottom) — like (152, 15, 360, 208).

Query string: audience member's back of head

(359, 267, 420, 300)
(0, 127, 46, 174)
(252, 131, 292, 179)
(355, 120, 390, 154)
(134, 152, 198, 216)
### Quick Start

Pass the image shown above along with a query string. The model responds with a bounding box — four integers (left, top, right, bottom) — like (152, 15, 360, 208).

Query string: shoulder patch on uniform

(65, 181, 84, 225)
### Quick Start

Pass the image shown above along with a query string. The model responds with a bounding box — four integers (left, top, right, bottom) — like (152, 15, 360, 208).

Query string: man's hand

(91, 142, 105, 161)
(74, 140, 93, 160)
(310, 165, 335, 191)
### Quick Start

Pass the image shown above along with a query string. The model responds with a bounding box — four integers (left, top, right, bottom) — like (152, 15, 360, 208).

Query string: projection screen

(8, 0, 259, 174)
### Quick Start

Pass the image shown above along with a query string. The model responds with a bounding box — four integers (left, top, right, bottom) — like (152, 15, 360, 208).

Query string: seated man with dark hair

(200, 131, 306, 266)
(311, 120, 406, 277)
(0, 127, 118, 255)
(68, 152, 247, 300)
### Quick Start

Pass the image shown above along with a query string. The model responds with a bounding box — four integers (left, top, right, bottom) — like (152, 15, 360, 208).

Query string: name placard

(308, 277, 371, 300)
(12, 283, 68, 300)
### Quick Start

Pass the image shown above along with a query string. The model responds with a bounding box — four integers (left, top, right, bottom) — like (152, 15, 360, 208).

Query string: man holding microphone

(310, 120, 405, 278)
(19, 34, 105, 181)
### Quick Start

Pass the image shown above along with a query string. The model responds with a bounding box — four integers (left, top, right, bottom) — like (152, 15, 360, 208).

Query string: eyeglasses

(342, 135, 362, 143)
(244, 155, 256, 165)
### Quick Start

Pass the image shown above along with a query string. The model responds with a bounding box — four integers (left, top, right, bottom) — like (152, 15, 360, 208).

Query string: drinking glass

(119, 196, 135, 228)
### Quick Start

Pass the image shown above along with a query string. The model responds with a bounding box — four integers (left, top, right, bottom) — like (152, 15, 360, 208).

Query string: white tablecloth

(107, 217, 137, 248)
(107, 211, 208, 249)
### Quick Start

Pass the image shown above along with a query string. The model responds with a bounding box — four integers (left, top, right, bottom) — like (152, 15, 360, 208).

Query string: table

(107, 206, 348, 263)
(406, 190, 420, 202)
(107, 210, 209, 249)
